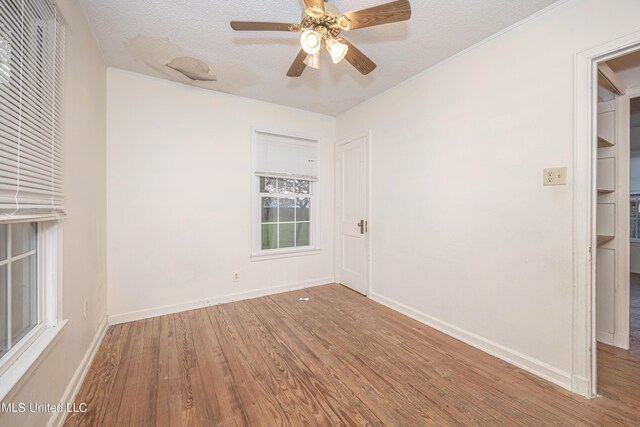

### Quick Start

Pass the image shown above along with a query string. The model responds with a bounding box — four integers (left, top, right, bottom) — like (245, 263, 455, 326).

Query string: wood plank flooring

(596, 273, 640, 417)
(65, 284, 640, 426)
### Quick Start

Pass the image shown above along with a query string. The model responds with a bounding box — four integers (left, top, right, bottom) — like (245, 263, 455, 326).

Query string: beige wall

(0, 0, 107, 425)
(336, 0, 640, 389)
(106, 69, 335, 322)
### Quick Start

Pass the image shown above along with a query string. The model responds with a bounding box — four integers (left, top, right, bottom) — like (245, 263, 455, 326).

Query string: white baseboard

(108, 277, 334, 325)
(49, 317, 108, 427)
(613, 332, 630, 350)
(370, 292, 572, 391)
(571, 375, 592, 397)
(596, 330, 615, 346)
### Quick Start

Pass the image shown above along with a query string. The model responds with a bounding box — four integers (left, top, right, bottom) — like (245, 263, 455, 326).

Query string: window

(260, 177, 312, 250)
(0, 223, 37, 359)
(631, 194, 640, 241)
(252, 130, 319, 257)
(0, 0, 65, 398)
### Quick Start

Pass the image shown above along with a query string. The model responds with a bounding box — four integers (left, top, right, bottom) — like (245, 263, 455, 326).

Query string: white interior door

(337, 136, 368, 295)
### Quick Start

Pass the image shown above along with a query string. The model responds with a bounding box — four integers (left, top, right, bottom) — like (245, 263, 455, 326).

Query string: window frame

(258, 177, 314, 252)
(631, 193, 640, 243)
(251, 128, 321, 260)
(0, 220, 64, 399)
(0, 223, 39, 362)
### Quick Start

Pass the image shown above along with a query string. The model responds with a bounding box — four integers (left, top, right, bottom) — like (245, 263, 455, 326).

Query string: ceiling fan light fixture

(336, 15, 352, 31)
(326, 38, 348, 64)
(304, 6, 325, 18)
(300, 29, 321, 55)
(303, 52, 321, 69)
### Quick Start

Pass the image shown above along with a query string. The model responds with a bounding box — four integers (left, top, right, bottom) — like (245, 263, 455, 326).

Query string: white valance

(253, 131, 318, 180)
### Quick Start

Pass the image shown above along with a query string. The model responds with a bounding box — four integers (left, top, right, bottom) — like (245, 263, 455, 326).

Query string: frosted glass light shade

(326, 38, 348, 64)
(303, 53, 320, 69)
(300, 30, 321, 55)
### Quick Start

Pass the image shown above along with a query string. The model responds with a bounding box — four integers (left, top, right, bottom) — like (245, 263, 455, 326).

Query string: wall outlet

(83, 298, 88, 319)
(232, 272, 240, 282)
(543, 167, 567, 186)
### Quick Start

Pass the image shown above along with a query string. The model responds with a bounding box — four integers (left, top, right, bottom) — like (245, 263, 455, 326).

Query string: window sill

(0, 320, 68, 401)
(251, 248, 322, 261)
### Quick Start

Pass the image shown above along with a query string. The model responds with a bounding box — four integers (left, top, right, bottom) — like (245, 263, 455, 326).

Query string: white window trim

(250, 128, 321, 260)
(631, 193, 640, 243)
(0, 220, 65, 401)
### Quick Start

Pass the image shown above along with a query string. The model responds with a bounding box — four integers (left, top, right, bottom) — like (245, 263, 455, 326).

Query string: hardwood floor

(65, 284, 640, 426)
(596, 273, 640, 416)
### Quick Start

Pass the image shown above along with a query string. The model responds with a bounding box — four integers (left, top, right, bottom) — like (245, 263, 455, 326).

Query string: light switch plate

(544, 167, 567, 186)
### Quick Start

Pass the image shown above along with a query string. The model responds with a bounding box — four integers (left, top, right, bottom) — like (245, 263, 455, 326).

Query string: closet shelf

(597, 235, 614, 246)
(597, 136, 614, 148)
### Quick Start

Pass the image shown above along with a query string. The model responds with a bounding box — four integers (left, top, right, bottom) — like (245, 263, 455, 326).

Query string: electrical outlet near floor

(543, 167, 567, 186)
(232, 272, 240, 282)
(83, 298, 88, 319)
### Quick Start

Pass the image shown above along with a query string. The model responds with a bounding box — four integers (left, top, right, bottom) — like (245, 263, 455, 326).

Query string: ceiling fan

(230, 0, 411, 77)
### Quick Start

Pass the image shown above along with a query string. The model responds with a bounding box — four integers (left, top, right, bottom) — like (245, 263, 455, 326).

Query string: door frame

(335, 131, 372, 296)
(573, 30, 640, 398)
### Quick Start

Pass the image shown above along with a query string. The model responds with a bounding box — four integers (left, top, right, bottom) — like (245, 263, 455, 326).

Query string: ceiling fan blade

(287, 49, 308, 77)
(342, 39, 377, 75)
(344, 0, 411, 30)
(230, 21, 297, 31)
(304, 0, 325, 12)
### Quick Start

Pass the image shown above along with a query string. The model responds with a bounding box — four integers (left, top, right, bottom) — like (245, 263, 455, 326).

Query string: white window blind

(254, 131, 318, 181)
(0, 0, 65, 221)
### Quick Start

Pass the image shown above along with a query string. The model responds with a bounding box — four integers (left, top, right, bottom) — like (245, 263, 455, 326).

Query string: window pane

(279, 223, 294, 248)
(259, 176, 277, 193)
(296, 198, 310, 222)
(294, 180, 310, 194)
(0, 265, 6, 356)
(296, 223, 310, 247)
(11, 255, 37, 343)
(261, 224, 277, 250)
(262, 197, 278, 223)
(0, 31, 9, 85)
(0, 224, 6, 260)
(279, 198, 295, 222)
(12, 222, 36, 256)
(277, 178, 295, 193)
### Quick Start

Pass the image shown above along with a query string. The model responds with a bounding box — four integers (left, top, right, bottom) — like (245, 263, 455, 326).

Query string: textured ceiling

(79, 0, 560, 116)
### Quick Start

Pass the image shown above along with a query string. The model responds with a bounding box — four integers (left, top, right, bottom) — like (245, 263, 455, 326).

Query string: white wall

(106, 69, 335, 322)
(0, 0, 108, 425)
(336, 0, 640, 389)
